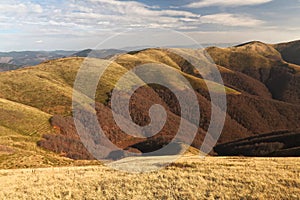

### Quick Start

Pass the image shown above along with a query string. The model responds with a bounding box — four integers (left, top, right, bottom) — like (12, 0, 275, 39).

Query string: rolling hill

(0, 40, 299, 167)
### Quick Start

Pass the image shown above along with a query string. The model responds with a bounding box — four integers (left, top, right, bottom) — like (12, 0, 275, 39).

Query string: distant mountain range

(0, 50, 75, 67)
(0, 40, 299, 168)
(0, 43, 236, 72)
(0, 49, 126, 72)
(71, 49, 126, 58)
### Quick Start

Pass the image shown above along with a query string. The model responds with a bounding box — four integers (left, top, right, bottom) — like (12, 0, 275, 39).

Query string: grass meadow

(0, 156, 299, 200)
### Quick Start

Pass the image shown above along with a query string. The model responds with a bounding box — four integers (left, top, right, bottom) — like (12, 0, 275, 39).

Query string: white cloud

(0, 0, 263, 37)
(60, 1, 202, 31)
(200, 13, 264, 27)
(185, 0, 273, 8)
(0, 2, 43, 14)
(84, 0, 199, 18)
(33, 0, 200, 31)
(0, 0, 285, 51)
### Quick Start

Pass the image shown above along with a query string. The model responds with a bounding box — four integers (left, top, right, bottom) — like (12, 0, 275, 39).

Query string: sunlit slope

(0, 98, 51, 135)
(0, 58, 134, 114)
(0, 98, 77, 168)
(206, 41, 282, 76)
(0, 58, 80, 115)
(115, 48, 239, 94)
(0, 52, 240, 116)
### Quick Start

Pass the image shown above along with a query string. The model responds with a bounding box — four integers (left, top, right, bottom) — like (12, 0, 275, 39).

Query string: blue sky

(0, 0, 299, 51)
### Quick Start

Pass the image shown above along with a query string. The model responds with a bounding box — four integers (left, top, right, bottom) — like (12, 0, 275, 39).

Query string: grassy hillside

(0, 98, 74, 168)
(0, 41, 300, 167)
(36, 47, 300, 160)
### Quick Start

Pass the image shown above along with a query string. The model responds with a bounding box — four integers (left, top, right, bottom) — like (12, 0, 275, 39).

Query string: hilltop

(0, 40, 299, 167)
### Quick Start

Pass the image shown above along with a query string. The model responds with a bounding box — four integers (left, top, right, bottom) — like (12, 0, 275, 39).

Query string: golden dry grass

(0, 156, 299, 200)
(0, 97, 100, 169)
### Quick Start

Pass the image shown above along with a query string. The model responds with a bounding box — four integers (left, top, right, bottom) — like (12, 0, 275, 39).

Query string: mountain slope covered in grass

(0, 40, 299, 167)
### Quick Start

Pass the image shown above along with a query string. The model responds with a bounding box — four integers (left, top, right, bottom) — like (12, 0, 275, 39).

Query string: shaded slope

(207, 42, 300, 104)
(218, 65, 272, 98)
(214, 129, 300, 156)
(274, 40, 300, 65)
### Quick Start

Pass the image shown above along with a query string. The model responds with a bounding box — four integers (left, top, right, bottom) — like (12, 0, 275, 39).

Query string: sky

(0, 0, 299, 51)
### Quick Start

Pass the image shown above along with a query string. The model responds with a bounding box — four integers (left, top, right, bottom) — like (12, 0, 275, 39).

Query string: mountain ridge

(0, 40, 299, 167)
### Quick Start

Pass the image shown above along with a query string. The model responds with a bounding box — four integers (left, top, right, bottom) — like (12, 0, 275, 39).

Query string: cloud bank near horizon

(185, 0, 273, 8)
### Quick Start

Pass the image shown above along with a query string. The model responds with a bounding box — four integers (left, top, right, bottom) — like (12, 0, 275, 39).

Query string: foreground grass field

(0, 156, 299, 200)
